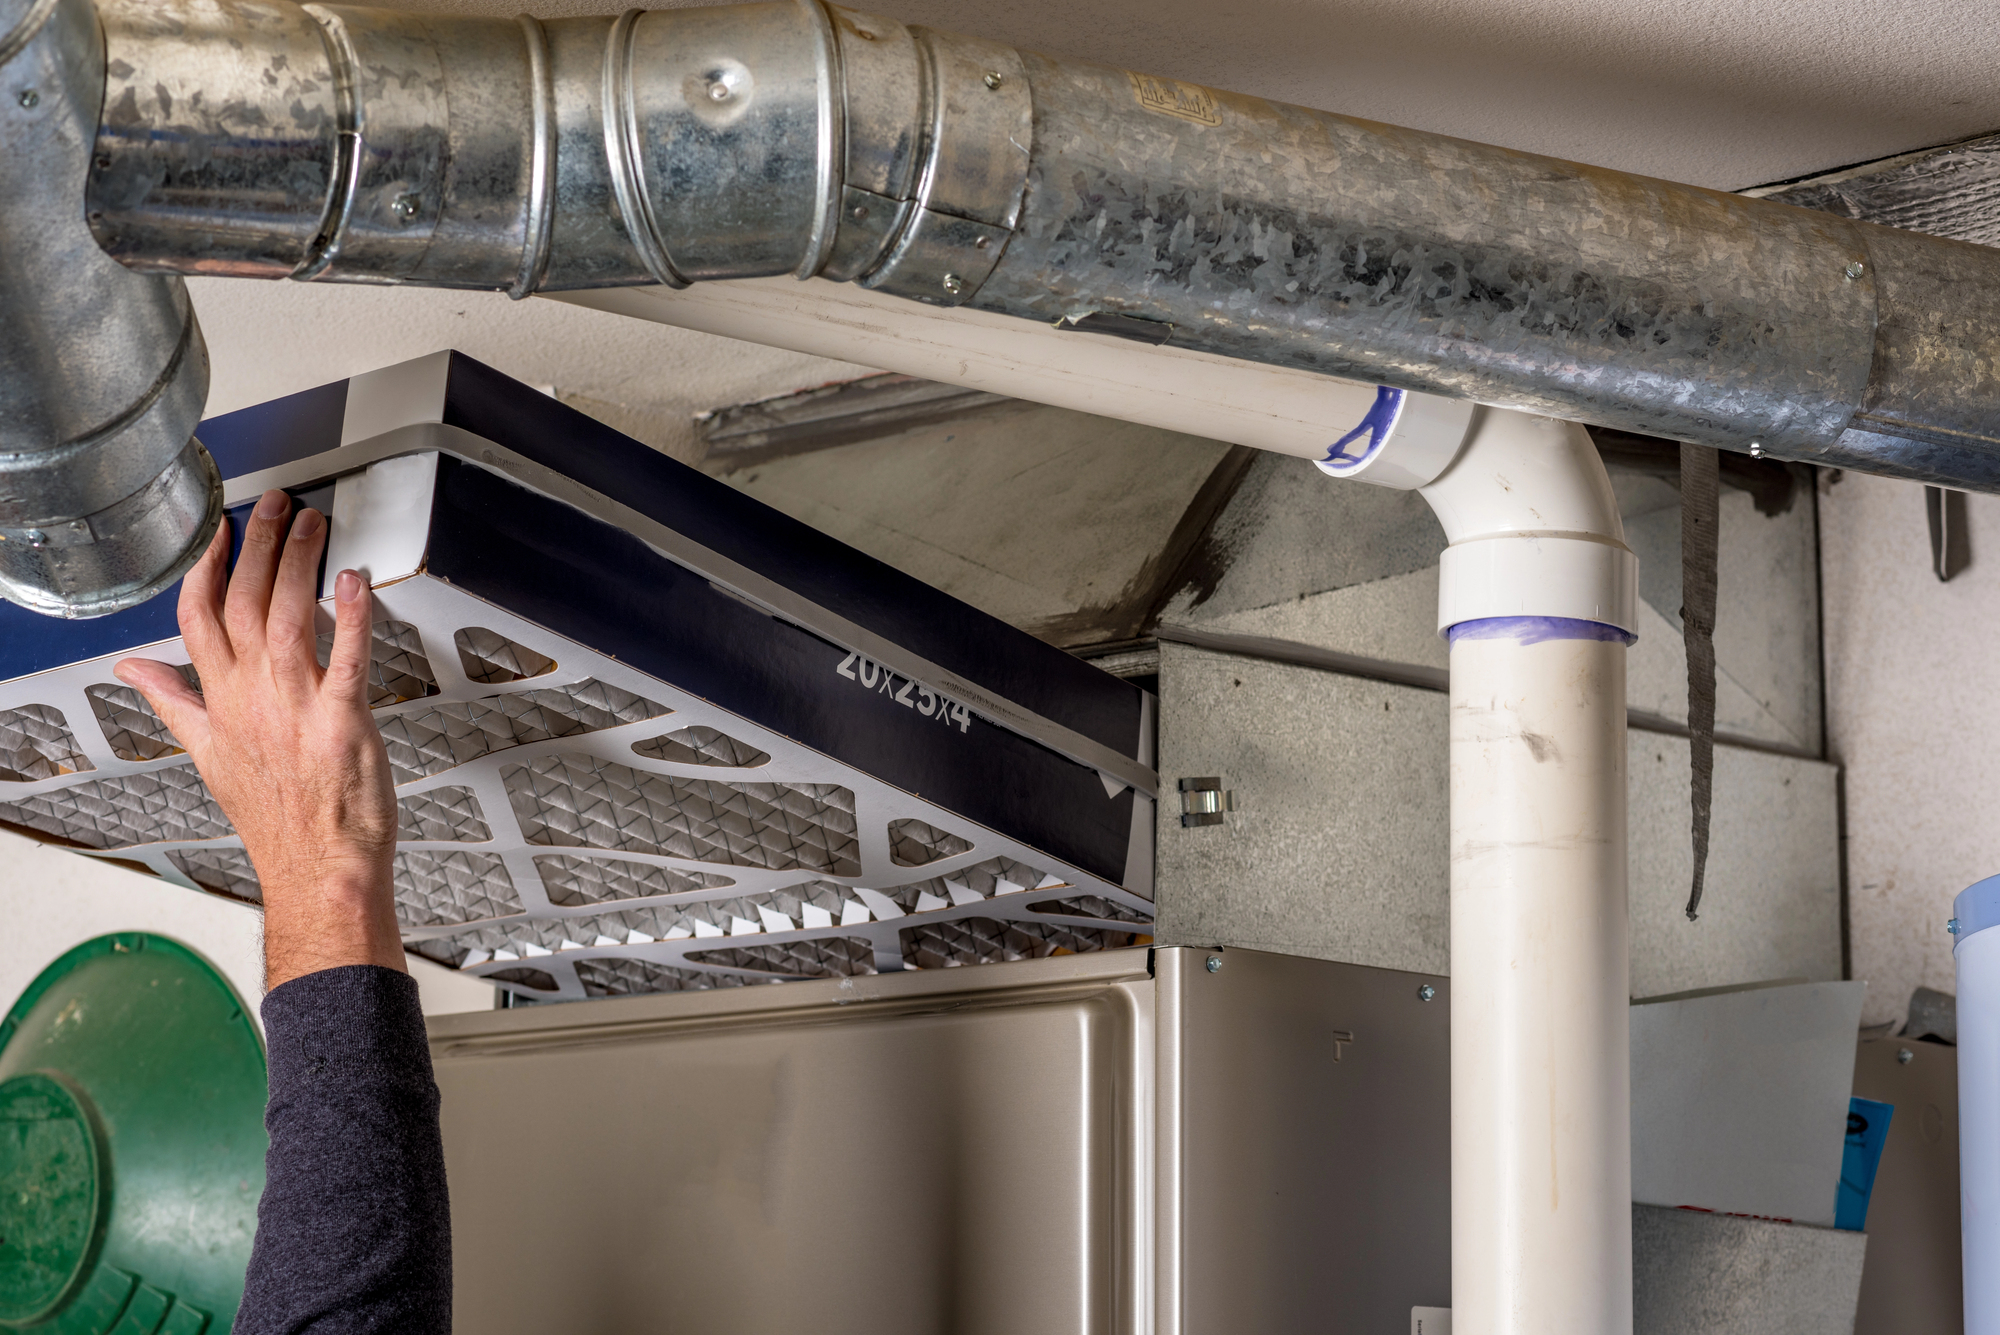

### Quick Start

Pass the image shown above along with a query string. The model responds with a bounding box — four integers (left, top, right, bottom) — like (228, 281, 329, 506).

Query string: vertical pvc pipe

(1953, 873, 2000, 1332)
(1449, 616, 1633, 1335)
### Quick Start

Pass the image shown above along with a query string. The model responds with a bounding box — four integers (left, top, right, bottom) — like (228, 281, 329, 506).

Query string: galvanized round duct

(0, 0, 220, 619)
(73, 0, 2000, 492)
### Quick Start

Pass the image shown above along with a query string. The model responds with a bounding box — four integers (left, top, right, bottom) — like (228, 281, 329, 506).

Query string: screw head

(982, 71, 1004, 90)
(1949, 917, 1963, 935)
(390, 192, 421, 222)
(1844, 260, 1867, 280)
(1204, 955, 1222, 973)
(941, 273, 965, 295)
(1418, 984, 1437, 1001)
(24, 529, 46, 548)
(851, 204, 869, 220)
(1898, 1047, 1915, 1065)
(707, 79, 731, 102)
(18, 89, 38, 109)
(1748, 440, 1763, 458)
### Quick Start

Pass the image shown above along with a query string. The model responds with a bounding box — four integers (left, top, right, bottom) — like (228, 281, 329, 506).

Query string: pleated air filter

(0, 353, 1157, 1001)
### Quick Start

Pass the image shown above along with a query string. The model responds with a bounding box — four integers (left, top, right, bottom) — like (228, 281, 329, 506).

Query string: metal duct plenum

(0, 0, 220, 618)
(51, 0, 2000, 529)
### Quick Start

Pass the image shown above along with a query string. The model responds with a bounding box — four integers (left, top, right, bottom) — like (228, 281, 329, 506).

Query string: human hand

(114, 489, 405, 989)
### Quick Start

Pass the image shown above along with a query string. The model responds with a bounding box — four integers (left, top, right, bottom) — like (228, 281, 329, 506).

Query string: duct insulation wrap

(75, 0, 2000, 491)
(0, 352, 1158, 1003)
(0, 0, 221, 618)
(1955, 873, 2000, 1333)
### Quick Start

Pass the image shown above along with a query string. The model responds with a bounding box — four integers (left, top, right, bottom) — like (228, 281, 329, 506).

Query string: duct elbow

(1412, 408, 1637, 639)
(0, 0, 221, 618)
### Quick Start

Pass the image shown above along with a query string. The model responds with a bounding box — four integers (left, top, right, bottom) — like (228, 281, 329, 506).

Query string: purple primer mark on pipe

(1447, 616, 1637, 647)
(1316, 386, 1406, 473)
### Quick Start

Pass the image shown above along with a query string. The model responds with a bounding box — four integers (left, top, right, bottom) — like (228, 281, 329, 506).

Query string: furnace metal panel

(0, 351, 1156, 1000)
(426, 946, 1453, 1334)
(1158, 947, 1451, 1334)
(1153, 640, 1843, 996)
(428, 951, 1156, 1335)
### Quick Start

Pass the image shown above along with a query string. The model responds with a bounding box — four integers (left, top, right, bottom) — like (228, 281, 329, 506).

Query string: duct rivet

(707, 80, 731, 102)
(1844, 260, 1867, 281)
(982, 71, 1004, 90)
(1418, 984, 1436, 1001)
(941, 273, 965, 295)
(1898, 1047, 1915, 1065)
(852, 204, 869, 220)
(17, 89, 38, 109)
(1205, 955, 1222, 973)
(391, 193, 421, 222)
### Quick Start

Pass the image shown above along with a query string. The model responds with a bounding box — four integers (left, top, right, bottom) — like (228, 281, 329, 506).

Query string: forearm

(237, 966, 451, 1335)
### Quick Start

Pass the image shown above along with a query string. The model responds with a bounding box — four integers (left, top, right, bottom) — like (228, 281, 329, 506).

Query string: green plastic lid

(0, 935, 266, 1334)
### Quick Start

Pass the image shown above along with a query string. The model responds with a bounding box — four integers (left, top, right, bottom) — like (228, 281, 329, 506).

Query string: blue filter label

(1836, 1095, 1895, 1231)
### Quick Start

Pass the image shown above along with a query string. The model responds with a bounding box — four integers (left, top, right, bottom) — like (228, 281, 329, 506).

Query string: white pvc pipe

(1954, 874, 2000, 1332)
(546, 278, 1476, 470)
(1449, 624, 1632, 1335)
(1401, 409, 1637, 1335)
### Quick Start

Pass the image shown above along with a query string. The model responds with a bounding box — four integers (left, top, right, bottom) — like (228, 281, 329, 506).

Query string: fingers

(266, 507, 328, 690)
(177, 517, 234, 669)
(222, 490, 292, 652)
(112, 657, 213, 758)
(321, 569, 376, 711)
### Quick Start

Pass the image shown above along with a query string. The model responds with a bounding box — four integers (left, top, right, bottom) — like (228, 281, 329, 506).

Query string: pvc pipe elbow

(1424, 408, 1638, 637)
(1325, 400, 1639, 638)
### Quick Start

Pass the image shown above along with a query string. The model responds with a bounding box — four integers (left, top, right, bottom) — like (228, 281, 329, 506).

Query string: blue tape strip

(1446, 616, 1637, 647)
(1318, 387, 1406, 472)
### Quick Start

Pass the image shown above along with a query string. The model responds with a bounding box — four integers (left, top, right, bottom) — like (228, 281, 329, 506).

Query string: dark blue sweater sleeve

(235, 965, 451, 1335)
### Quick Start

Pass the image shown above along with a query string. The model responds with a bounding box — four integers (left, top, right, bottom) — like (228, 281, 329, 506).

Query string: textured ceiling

(198, 0, 2000, 437)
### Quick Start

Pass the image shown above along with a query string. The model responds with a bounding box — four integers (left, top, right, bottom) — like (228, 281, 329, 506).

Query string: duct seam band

(0, 0, 59, 67)
(1435, 535, 1639, 638)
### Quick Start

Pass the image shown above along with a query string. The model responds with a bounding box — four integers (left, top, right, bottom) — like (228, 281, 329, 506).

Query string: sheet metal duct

(7, 0, 2000, 616)
(0, 0, 219, 619)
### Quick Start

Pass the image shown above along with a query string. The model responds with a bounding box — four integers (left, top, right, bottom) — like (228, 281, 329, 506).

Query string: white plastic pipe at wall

(1953, 873, 2000, 1332)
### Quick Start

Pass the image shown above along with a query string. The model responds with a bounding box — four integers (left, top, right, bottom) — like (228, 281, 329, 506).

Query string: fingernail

(336, 569, 363, 603)
(112, 661, 134, 683)
(253, 489, 287, 519)
(291, 508, 323, 539)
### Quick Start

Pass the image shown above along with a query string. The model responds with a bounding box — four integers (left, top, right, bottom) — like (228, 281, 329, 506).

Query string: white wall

(0, 828, 497, 1026)
(1822, 472, 2000, 1029)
